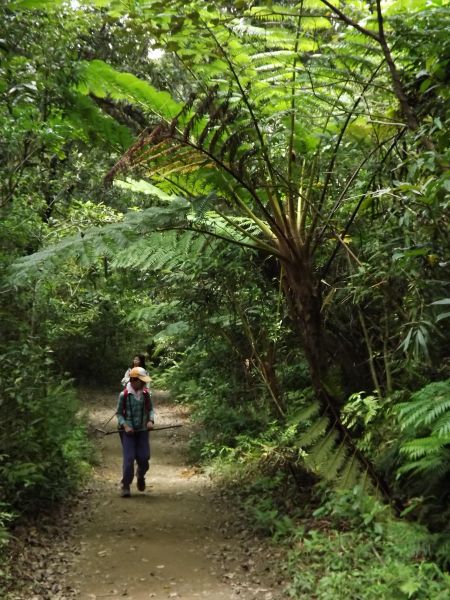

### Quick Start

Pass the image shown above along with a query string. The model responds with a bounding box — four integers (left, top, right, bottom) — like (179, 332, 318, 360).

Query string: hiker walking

(121, 354, 148, 387)
(116, 366, 154, 497)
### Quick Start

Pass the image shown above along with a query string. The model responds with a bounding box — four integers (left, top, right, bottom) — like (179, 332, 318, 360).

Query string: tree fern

(84, 2, 404, 501)
(11, 0, 432, 503)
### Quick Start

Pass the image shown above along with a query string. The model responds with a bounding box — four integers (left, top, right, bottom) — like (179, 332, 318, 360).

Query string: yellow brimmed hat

(129, 366, 151, 383)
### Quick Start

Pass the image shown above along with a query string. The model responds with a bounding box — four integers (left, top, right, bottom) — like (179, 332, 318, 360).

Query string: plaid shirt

(116, 387, 154, 430)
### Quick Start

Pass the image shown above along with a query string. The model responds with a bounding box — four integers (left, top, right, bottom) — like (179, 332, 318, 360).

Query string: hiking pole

(101, 411, 117, 428)
(95, 425, 183, 435)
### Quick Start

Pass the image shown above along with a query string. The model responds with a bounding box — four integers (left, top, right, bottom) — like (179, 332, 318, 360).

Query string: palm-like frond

(8, 197, 265, 285)
(397, 380, 450, 484)
(111, 230, 207, 272)
(8, 200, 189, 283)
(78, 60, 184, 123)
(397, 380, 450, 431)
(289, 400, 378, 494)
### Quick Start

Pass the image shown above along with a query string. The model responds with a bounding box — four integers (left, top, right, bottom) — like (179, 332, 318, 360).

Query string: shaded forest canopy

(1, 0, 449, 596)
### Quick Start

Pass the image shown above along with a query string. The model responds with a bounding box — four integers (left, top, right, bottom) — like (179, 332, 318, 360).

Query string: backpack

(121, 387, 152, 419)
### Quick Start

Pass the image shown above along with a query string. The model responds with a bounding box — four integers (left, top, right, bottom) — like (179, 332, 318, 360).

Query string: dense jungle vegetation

(1, 0, 449, 596)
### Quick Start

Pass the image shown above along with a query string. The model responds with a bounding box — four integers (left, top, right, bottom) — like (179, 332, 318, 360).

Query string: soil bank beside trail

(68, 390, 283, 600)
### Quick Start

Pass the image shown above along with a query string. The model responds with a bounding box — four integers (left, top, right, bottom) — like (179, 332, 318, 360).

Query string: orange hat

(129, 367, 151, 383)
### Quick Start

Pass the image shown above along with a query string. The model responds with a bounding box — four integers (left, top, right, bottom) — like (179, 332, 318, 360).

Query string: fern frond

(79, 60, 183, 122)
(111, 233, 190, 272)
(298, 415, 329, 447)
(323, 440, 348, 481)
(153, 321, 190, 340)
(396, 381, 450, 486)
(114, 178, 175, 201)
(9, 201, 192, 284)
(432, 412, 450, 437)
(397, 453, 450, 478)
(68, 94, 133, 150)
(306, 426, 339, 471)
(338, 451, 360, 489)
(397, 380, 450, 430)
(288, 400, 321, 425)
(400, 435, 450, 460)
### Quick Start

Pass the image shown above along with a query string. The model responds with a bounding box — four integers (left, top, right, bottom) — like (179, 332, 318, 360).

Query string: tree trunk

(282, 256, 327, 394)
(281, 255, 395, 503)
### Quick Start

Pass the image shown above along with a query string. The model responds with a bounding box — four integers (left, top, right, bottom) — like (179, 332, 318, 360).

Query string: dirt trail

(67, 390, 283, 600)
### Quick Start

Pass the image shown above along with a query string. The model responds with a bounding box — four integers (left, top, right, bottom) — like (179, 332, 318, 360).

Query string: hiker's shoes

(121, 485, 131, 498)
(121, 476, 146, 495)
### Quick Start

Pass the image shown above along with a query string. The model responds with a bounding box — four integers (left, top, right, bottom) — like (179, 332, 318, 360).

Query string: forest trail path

(67, 389, 282, 600)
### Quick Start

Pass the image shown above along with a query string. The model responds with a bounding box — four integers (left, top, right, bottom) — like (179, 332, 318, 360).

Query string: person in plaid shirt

(116, 366, 154, 497)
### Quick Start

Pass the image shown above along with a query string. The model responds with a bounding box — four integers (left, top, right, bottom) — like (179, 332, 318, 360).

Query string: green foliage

(285, 528, 450, 599)
(0, 344, 93, 513)
(281, 397, 378, 494)
(1, 3, 449, 587)
(284, 487, 450, 599)
(58, 0, 448, 500)
(396, 380, 450, 483)
(78, 59, 183, 121)
(242, 475, 296, 540)
(163, 340, 271, 460)
(0, 506, 14, 585)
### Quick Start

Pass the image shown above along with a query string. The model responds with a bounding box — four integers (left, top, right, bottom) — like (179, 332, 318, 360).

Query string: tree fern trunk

(282, 258, 395, 503)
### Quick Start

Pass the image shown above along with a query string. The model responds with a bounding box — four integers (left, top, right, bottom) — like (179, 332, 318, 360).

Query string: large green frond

(396, 381, 450, 485)
(397, 380, 450, 430)
(112, 230, 209, 272)
(78, 60, 183, 123)
(8, 200, 191, 285)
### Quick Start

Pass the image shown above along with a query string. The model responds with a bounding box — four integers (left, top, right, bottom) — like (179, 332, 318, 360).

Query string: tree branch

(319, 0, 380, 42)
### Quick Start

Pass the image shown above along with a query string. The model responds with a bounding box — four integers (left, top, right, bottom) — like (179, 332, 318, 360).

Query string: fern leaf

(114, 178, 175, 201)
(153, 321, 190, 340)
(400, 435, 450, 459)
(397, 454, 450, 478)
(306, 426, 338, 471)
(298, 415, 329, 447)
(337, 451, 360, 489)
(397, 380, 450, 430)
(432, 412, 450, 437)
(288, 400, 321, 426)
(323, 440, 348, 481)
(78, 60, 183, 122)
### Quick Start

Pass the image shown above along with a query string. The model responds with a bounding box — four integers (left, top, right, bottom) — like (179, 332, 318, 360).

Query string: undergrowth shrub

(0, 343, 93, 516)
(285, 527, 450, 599)
(284, 487, 450, 599)
(159, 340, 273, 461)
(0, 506, 14, 588)
(209, 436, 450, 600)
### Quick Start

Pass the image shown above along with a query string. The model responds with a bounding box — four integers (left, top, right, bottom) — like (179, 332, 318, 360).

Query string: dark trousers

(121, 431, 150, 486)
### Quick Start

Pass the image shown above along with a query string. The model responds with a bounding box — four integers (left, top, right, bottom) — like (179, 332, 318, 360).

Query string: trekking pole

(101, 411, 117, 428)
(95, 425, 183, 435)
